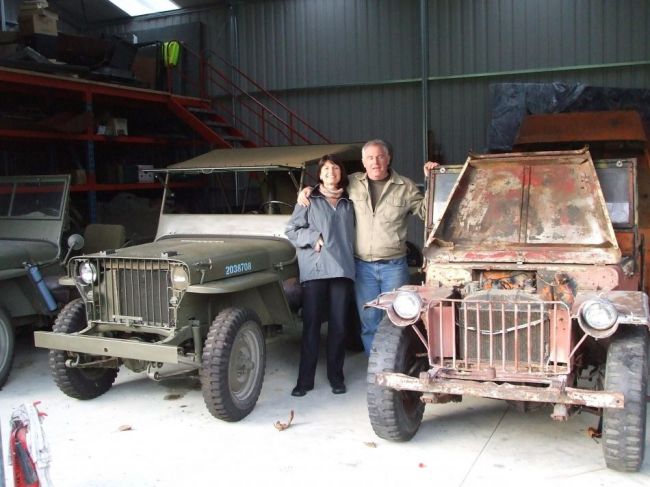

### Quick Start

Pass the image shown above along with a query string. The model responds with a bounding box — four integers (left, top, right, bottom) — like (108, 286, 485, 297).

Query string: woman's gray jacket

(285, 186, 355, 283)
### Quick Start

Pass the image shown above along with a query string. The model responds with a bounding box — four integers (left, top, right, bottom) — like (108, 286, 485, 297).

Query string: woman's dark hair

(317, 155, 348, 188)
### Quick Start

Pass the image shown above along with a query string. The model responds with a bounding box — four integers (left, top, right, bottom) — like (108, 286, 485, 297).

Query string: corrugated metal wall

(99, 0, 650, 166)
(98, 0, 650, 245)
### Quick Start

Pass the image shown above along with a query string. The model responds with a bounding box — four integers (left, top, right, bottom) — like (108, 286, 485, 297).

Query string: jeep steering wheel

(259, 200, 294, 214)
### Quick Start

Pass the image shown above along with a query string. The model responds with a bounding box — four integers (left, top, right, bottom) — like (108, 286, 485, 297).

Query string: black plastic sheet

(487, 83, 650, 152)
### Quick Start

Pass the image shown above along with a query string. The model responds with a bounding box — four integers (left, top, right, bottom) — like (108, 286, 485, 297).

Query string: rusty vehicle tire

(367, 316, 426, 441)
(602, 326, 649, 472)
(0, 309, 14, 389)
(49, 298, 119, 400)
(200, 307, 266, 422)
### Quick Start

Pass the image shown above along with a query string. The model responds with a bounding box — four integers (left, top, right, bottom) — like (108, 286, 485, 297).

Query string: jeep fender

(186, 271, 295, 328)
(572, 291, 649, 327)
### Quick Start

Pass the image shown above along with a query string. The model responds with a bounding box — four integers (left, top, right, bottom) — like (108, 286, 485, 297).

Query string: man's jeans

(355, 256, 409, 355)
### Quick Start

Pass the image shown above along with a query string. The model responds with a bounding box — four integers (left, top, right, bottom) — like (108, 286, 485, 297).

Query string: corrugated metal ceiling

(48, 0, 227, 26)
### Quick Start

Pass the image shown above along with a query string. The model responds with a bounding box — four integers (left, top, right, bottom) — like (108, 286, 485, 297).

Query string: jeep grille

(430, 295, 571, 378)
(78, 257, 180, 328)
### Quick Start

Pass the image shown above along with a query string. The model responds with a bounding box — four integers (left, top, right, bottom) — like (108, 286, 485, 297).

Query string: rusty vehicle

(34, 144, 362, 422)
(366, 148, 649, 472)
(513, 110, 650, 296)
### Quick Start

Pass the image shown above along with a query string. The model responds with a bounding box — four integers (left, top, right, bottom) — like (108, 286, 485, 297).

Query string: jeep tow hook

(66, 356, 120, 369)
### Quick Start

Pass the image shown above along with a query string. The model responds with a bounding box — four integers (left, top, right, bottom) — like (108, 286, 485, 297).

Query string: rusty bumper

(375, 372, 624, 409)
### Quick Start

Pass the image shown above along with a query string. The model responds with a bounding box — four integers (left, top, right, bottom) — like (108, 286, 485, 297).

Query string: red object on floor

(10, 422, 40, 487)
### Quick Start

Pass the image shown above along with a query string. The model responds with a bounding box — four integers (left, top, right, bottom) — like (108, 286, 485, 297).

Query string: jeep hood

(0, 240, 59, 271)
(81, 236, 295, 282)
(425, 149, 621, 265)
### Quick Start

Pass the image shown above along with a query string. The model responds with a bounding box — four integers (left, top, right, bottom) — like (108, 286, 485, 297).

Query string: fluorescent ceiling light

(109, 0, 180, 17)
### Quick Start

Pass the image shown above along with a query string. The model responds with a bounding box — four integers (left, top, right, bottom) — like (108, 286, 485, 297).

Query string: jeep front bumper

(34, 331, 180, 364)
(375, 372, 624, 409)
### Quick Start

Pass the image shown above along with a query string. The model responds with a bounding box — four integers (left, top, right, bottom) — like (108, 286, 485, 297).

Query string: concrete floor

(1, 330, 649, 487)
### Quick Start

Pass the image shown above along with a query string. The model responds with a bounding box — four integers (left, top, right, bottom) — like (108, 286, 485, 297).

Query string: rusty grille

(430, 294, 570, 376)
(82, 258, 175, 328)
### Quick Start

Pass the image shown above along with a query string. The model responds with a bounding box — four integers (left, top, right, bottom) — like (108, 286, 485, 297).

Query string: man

(299, 139, 437, 354)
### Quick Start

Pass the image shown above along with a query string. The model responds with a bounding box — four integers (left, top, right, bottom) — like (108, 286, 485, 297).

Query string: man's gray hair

(362, 139, 392, 158)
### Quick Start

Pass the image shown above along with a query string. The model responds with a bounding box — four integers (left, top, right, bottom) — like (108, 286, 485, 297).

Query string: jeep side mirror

(68, 234, 85, 251)
(62, 234, 85, 265)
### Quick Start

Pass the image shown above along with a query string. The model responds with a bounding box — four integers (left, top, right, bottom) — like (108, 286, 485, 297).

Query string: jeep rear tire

(0, 309, 15, 389)
(200, 307, 266, 422)
(602, 326, 649, 472)
(49, 298, 118, 399)
(367, 316, 426, 441)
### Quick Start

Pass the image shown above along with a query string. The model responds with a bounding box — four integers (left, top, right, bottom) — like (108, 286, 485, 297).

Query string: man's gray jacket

(285, 186, 356, 283)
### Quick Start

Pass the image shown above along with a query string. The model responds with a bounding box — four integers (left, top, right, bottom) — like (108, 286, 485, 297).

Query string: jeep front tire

(367, 316, 426, 441)
(200, 307, 266, 422)
(49, 298, 119, 399)
(602, 326, 649, 472)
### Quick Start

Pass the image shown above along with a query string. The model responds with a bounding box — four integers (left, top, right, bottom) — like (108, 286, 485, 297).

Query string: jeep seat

(82, 224, 126, 254)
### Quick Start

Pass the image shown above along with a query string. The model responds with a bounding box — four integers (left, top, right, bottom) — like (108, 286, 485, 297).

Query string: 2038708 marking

(225, 262, 253, 276)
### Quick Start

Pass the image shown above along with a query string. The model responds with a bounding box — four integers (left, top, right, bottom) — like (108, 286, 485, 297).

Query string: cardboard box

(106, 118, 128, 136)
(18, 10, 58, 36)
(138, 165, 155, 184)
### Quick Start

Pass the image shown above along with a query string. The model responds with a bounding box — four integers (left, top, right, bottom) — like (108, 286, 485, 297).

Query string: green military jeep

(0, 175, 80, 388)
(35, 144, 362, 422)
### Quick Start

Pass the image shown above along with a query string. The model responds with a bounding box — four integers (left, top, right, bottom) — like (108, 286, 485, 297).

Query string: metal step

(186, 106, 215, 115)
(221, 134, 248, 141)
(204, 120, 230, 128)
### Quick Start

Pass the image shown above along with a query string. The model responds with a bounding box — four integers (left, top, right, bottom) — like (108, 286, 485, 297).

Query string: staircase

(164, 45, 331, 149)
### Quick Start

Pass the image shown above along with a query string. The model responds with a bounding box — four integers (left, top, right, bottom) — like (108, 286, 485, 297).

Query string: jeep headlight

(171, 266, 189, 290)
(79, 262, 97, 284)
(392, 291, 422, 320)
(580, 299, 618, 331)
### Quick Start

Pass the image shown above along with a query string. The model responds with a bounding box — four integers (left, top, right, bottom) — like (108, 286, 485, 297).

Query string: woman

(285, 155, 355, 396)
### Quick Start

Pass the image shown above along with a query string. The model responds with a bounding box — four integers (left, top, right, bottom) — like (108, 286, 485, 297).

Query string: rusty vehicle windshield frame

(593, 158, 636, 230)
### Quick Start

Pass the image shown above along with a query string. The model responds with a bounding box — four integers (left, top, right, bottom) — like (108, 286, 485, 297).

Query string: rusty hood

(425, 149, 621, 265)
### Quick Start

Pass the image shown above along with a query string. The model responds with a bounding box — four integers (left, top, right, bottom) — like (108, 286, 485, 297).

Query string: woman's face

(320, 161, 342, 187)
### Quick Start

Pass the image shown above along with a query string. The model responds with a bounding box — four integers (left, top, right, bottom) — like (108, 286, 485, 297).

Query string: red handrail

(164, 42, 331, 146)
(203, 48, 331, 142)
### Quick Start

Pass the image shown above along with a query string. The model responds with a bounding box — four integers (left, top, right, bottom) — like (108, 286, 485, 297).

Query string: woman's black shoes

(291, 384, 346, 395)
(291, 385, 313, 397)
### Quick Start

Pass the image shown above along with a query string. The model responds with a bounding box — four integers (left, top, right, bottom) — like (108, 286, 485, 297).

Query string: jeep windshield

(152, 143, 363, 215)
(162, 169, 303, 215)
(0, 177, 67, 220)
(0, 175, 71, 262)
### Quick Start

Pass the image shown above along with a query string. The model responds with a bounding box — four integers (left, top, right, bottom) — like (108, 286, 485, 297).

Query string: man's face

(362, 144, 390, 181)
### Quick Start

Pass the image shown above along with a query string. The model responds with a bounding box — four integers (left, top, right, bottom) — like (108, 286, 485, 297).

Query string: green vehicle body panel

(0, 175, 70, 321)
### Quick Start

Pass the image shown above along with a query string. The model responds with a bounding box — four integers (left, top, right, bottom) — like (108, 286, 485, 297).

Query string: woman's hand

(314, 236, 324, 252)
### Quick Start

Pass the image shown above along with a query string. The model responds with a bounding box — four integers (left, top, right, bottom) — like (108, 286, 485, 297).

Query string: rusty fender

(374, 372, 624, 409)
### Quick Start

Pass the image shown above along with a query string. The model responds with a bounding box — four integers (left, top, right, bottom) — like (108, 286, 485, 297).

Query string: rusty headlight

(171, 266, 189, 290)
(578, 298, 619, 339)
(581, 299, 618, 331)
(392, 291, 422, 320)
(79, 262, 97, 284)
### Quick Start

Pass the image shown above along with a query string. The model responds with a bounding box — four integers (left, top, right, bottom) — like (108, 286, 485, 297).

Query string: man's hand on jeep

(423, 161, 440, 177)
(297, 186, 313, 207)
